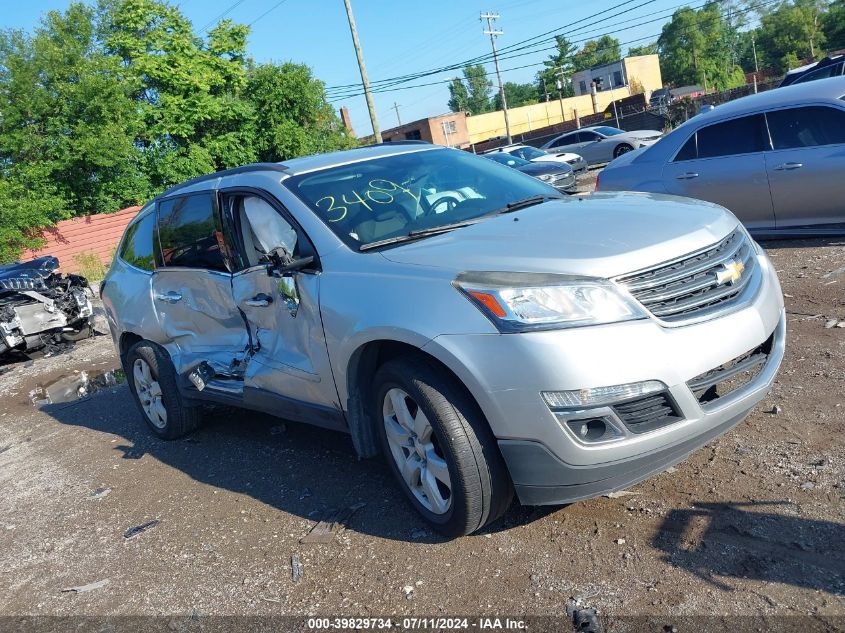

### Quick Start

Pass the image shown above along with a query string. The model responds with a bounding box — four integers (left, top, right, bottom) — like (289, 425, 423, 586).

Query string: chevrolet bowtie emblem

(715, 260, 745, 286)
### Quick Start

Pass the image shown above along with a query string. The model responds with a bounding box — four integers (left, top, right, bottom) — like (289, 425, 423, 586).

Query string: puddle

(29, 368, 126, 405)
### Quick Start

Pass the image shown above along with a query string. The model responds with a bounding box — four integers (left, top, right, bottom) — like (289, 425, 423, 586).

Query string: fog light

(564, 416, 623, 443)
(543, 380, 666, 409)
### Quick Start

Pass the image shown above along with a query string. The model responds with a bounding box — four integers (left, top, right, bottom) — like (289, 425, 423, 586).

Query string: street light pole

(481, 12, 512, 144)
(342, 0, 382, 143)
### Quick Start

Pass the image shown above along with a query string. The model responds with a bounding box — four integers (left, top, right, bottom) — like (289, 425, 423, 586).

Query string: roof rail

(370, 140, 432, 146)
(157, 162, 291, 199)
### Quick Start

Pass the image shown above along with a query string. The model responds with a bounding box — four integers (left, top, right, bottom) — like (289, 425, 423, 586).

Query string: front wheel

(373, 356, 513, 536)
(613, 143, 634, 158)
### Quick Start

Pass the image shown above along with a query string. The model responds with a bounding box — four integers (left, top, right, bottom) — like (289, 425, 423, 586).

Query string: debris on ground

(89, 487, 111, 501)
(402, 585, 415, 600)
(270, 424, 287, 435)
(300, 502, 366, 544)
(123, 519, 160, 539)
(61, 579, 109, 593)
(567, 599, 604, 633)
(615, 538, 626, 545)
(291, 553, 304, 583)
(767, 405, 782, 415)
(825, 319, 839, 329)
(604, 490, 640, 499)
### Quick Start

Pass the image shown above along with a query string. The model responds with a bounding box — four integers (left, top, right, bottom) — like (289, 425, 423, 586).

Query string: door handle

(675, 172, 699, 180)
(155, 291, 182, 304)
(244, 293, 273, 307)
(774, 162, 803, 170)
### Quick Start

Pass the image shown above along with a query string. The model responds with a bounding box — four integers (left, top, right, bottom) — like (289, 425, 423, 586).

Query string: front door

(764, 105, 845, 229)
(224, 191, 342, 428)
(151, 192, 248, 374)
(662, 113, 776, 231)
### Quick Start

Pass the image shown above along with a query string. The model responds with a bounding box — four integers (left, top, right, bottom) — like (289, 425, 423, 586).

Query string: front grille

(551, 172, 575, 188)
(612, 392, 683, 434)
(688, 333, 774, 405)
(616, 228, 756, 322)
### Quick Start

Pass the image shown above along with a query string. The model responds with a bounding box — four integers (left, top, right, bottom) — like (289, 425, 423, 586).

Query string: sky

(3, 0, 692, 136)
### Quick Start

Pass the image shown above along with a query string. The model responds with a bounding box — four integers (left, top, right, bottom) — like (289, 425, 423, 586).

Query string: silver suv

(102, 142, 785, 536)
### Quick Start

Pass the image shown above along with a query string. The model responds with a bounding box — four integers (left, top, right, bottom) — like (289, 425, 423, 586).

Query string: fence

(25, 206, 141, 274)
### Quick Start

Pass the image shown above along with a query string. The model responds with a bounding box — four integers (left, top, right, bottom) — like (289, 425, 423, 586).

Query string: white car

(484, 144, 587, 173)
(541, 126, 664, 165)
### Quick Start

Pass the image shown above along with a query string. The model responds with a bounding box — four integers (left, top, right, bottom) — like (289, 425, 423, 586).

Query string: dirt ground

(1, 202, 844, 628)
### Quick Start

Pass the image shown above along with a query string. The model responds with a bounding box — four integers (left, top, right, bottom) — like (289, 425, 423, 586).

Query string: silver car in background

(598, 77, 845, 236)
(102, 142, 784, 536)
(541, 125, 663, 164)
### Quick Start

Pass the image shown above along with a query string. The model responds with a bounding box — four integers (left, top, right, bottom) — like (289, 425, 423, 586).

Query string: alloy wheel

(133, 358, 167, 429)
(382, 387, 452, 514)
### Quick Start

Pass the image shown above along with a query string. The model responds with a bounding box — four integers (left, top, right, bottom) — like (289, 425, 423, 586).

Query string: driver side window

(227, 194, 301, 270)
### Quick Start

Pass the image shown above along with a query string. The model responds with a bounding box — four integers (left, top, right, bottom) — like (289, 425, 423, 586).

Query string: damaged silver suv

(103, 142, 785, 536)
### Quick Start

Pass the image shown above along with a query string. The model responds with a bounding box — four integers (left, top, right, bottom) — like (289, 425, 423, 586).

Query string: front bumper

(426, 251, 785, 505)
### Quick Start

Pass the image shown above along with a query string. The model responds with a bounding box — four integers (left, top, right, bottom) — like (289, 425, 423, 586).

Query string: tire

(613, 143, 634, 158)
(60, 319, 93, 342)
(373, 355, 513, 536)
(125, 340, 201, 440)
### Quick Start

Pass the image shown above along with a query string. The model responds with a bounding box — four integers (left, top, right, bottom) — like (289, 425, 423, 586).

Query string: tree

(448, 64, 492, 115)
(755, 0, 829, 72)
(823, 0, 845, 48)
(658, 4, 746, 90)
(627, 41, 658, 56)
(535, 35, 577, 99)
(493, 82, 539, 110)
(572, 36, 622, 72)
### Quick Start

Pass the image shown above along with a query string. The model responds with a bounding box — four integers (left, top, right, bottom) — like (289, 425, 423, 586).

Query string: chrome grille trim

(616, 228, 758, 322)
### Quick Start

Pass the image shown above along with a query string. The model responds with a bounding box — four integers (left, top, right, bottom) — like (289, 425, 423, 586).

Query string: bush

(73, 251, 109, 282)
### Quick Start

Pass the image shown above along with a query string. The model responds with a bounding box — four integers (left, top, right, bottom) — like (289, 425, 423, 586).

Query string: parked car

(779, 54, 844, 87)
(484, 144, 587, 173)
(1, 256, 93, 357)
(649, 87, 672, 110)
(540, 126, 663, 164)
(597, 77, 845, 236)
(103, 141, 785, 536)
(484, 152, 577, 193)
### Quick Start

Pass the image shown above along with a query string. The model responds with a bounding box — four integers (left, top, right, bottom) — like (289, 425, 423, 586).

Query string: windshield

(513, 146, 546, 160)
(593, 126, 625, 136)
(284, 148, 556, 249)
(485, 153, 530, 167)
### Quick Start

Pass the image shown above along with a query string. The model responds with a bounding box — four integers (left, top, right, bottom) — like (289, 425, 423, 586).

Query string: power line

(248, 0, 292, 27)
(200, 0, 250, 32)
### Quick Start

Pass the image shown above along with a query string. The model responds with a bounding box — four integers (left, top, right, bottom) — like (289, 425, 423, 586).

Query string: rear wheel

(613, 143, 634, 158)
(125, 341, 200, 439)
(373, 355, 513, 536)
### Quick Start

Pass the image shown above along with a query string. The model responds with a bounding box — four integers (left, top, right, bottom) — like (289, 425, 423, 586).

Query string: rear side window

(695, 114, 767, 159)
(766, 106, 845, 149)
(157, 193, 229, 271)
(793, 62, 843, 85)
(119, 212, 158, 271)
(674, 134, 698, 161)
(551, 134, 574, 147)
(579, 131, 600, 141)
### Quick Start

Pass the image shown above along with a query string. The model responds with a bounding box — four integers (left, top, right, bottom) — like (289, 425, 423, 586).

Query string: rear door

(764, 105, 845, 229)
(574, 130, 606, 163)
(151, 192, 249, 374)
(662, 114, 776, 231)
(547, 132, 582, 153)
(224, 191, 342, 428)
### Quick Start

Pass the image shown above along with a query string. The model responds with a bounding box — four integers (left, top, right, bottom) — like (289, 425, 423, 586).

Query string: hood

(517, 161, 572, 176)
(380, 192, 738, 279)
(547, 152, 581, 161)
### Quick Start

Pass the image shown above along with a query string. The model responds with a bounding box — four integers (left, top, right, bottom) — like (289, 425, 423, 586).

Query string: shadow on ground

(41, 385, 547, 542)
(653, 500, 845, 594)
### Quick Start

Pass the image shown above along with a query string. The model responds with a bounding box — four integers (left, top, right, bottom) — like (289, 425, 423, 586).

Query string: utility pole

(751, 35, 759, 73)
(481, 12, 512, 144)
(392, 102, 402, 126)
(343, 0, 381, 143)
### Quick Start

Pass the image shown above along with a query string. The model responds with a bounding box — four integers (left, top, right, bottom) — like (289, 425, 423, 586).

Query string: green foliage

(535, 36, 577, 99)
(0, 0, 354, 263)
(493, 82, 539, 110)
(448, 64, 493, 115)
(72, 250, 109, 281)
(658, 3, 747, 90)
(754, 0, 829, 73)
(627, 42, 659, 56)
(824, 0, 845, 47)
(572, 36, 622, 72)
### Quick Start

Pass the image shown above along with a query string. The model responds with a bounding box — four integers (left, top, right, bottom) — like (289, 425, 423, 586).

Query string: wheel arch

(344, 337, 489, 459)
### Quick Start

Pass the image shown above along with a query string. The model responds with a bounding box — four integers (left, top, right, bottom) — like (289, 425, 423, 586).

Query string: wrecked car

(102, 142, 785, 536)
(0, 256, 94, 356)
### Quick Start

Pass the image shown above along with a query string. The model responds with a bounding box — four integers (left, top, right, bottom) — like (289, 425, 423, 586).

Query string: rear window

(766, 106, 845, 149)
(692, 114, 767, 159)
(119, 212, 158, 271)
(157, 193, 229, 271)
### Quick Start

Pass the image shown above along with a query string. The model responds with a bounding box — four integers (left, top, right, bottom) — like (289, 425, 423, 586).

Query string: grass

(72, 250, 109, 282)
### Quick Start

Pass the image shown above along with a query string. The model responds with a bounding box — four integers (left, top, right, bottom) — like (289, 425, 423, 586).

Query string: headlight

(454, 272, 647, 332)
(537, 174, 553, 181)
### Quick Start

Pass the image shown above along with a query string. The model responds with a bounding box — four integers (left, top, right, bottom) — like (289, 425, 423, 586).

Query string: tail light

(594, 172, 600, 191)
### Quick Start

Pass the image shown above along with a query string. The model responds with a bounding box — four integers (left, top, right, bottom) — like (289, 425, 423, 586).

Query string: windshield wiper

(487, 194, 564, 216)
(358, 219, 480, 252)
